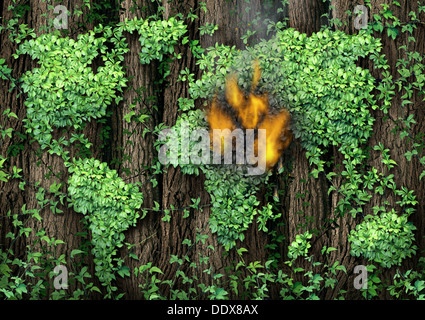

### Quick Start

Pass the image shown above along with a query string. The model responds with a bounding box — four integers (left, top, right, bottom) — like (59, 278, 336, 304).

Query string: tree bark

(113, 0, 163, 299)
(0, 0, 30, 275)
(155, 0, 285, 298)
(320, 0, 425, 299)
(0, 0, 102, 296)
(2, 0, 424, 301)
(288, 0, 329, 36)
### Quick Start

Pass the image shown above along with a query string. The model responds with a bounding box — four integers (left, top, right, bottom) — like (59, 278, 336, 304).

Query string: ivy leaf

(71, 249, 84, 258)
(387, 26, 399, 40)
(117, 266, 130, 278)
(149, 266, 164, 275)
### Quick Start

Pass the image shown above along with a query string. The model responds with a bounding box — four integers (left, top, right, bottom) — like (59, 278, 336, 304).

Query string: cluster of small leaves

(0, 58, 16, 90)
(287, 231, 313, 260)
(117, 16, 187, 65)
(67, 157, 144, 297)
(17, 28, 128, 152)
(388, 259, 425, 300)
(0, 242, 67, 300)
(159, 104, 276, 249)
(1, 106, 22, 180)
(0, 197, 100, 299)
(204, 166, 270, 250)
(354, 262, 425, 300)
(0, 206, 52, 300)
(348, 211, 417, 268)
(263, 28, 379, 158)
(0, 0, 34, 44)
(155, 108, 207, 172)
(135, 232, 234, 300)
(228, 243, 348, 300)
(188, 43, 238, 100)
(131, 234, 348, 300)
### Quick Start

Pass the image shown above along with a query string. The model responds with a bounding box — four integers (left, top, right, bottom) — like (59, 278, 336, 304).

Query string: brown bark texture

(0, 0, 424, 300)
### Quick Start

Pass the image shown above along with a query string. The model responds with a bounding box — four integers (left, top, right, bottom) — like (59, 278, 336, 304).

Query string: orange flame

(206, 61, 292, 171)
(256, 109, 292, 169)
(206, 98, 236, 154)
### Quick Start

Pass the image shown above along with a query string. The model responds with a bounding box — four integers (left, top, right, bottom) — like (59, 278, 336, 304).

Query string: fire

(206, 61, 292, 171)
(256, 109, 292, 169)
(206, 98, 236, 154)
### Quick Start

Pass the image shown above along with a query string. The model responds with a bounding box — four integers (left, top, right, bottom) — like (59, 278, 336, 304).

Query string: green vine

(1, 0, 425, 301)
(165, 26, 382, 249)
(17, 28, 128, 154)
(67, 157, 144, 298)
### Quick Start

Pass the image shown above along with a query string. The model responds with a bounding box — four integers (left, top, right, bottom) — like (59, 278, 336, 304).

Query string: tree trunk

(1, 0, 102, 296)
(0, 0, 30, 276)
(318, 0, 425, 299)
(288, 0, 329, 36)
(110, 0, 168, 299)
(2, 0, 424, 301)
(154, 0, 290, 299)
(27, 0, 102, 296)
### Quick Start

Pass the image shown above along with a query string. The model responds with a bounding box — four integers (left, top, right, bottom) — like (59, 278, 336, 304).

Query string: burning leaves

(206, 61, 292, 172)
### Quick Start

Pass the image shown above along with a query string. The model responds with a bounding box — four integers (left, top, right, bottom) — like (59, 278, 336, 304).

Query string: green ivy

(159, 105, 277, 249)
(287, 231, 313, 261)
(67, 157, 144, 297)
(117, 16, 187, 65)
(17, 28, 128, 153)
(11, 15, 189, 297)
(348, 211, 417, 268)
(165, 27, 382, 249)
(2, 0, 425, 301)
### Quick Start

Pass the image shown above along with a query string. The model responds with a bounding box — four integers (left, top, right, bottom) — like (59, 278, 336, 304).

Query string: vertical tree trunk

(2, 0, 424, 301)
(0, 0, 100, 296)
(113, 0, 163, 299)
(156, 0, 285, 298)
(314, 0, 425, 299)
(28, 0, 99, 295)
(288, 0, 329, 36)
(0, 0, 30, 273)
(158, 0, 212, 296)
